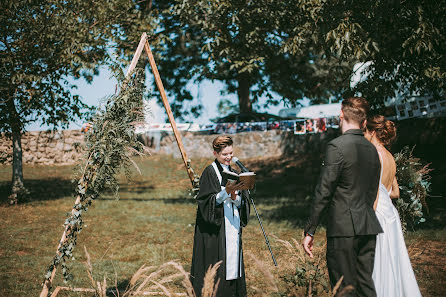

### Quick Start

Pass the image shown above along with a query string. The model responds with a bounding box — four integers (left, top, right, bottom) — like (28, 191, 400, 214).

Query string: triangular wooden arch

(126, 32, 197, 185)
(40, 33, 198, 297)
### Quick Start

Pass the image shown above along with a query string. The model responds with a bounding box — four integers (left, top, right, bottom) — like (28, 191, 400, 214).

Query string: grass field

(0, 155, 445, 296)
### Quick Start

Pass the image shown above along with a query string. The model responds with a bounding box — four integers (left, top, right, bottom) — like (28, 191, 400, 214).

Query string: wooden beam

(39, 194, 82, 297)
(143, 38, 196, 185)
(126, 32, 147, 77)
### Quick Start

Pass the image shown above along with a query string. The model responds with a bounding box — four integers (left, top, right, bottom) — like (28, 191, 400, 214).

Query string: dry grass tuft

(83, 246, 108, 297)
(330, 275, 343, 297)
(125, 261, 190, 296)
(336, 285, 355, 297)
(201, 261, 221, 297)
(128, 264, 157, 288)
(247, 252, 278, 295)
(79, 247, 195, 297)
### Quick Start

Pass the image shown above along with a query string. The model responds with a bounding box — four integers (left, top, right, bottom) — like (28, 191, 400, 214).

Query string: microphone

(232, 157, 249, 173)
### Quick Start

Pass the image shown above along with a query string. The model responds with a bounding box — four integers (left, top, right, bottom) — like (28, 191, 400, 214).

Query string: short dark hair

(212, 135, 233, 153)
(341, 97, 369, 126)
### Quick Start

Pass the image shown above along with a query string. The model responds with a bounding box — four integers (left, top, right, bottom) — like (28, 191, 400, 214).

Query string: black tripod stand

(248, 185, 278, 266)
(233, 157, 277, 266)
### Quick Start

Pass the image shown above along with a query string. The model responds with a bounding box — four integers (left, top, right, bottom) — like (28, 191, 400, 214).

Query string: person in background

(80, 122, 92, 133)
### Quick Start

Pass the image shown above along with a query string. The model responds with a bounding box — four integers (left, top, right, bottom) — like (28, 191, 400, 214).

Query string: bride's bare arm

(373, 190, 379, 210)
(390, 177, 400, 199)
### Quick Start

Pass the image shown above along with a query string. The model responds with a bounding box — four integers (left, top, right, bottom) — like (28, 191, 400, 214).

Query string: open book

(222, 169, 256, 190)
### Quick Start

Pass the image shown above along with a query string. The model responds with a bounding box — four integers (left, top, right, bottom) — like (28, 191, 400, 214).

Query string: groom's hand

(302, 235, 314, 258)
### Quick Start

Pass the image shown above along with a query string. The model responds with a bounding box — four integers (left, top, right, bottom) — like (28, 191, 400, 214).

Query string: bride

(365, 115, 422, 297)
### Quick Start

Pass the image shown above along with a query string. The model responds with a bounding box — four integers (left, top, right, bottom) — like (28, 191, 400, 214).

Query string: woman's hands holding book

(225, 181, 245, 197)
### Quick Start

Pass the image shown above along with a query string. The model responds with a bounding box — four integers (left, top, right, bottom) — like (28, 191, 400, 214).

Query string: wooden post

(125, 32, 147, 77)
(143, 37, 196, 185)
(39, 195, 82, 297)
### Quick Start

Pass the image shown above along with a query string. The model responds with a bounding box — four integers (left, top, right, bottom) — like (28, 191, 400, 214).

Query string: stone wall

(0, 130, 85, 165)
(156, 131, 284, 159)
(0, 128, 339, 165)
(155, 129, 339, 159)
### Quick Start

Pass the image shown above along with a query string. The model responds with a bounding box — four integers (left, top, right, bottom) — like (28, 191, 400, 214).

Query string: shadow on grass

(230, 154, 323, 228)
(98, 196, 196, 205)
(0, 179, 162, 204)
(79, 279, 175, 297)
(0, 178, 75, 203)
(246, 152, 445, 230)
(113, 279, 131, 296)
(411, 195, 446, 231)
(244, 151, 446, 230)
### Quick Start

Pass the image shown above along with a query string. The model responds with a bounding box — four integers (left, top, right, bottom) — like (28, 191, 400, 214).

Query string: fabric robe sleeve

(305, 142, 343, 235)
(239, 190, 251, 227)
(196, 166, 224, 226)
(230, 193, 241, 207)
(216, 189, 230, 205)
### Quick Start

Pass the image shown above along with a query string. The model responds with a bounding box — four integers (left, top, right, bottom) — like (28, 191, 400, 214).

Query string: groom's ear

(362, 119, 367, 130)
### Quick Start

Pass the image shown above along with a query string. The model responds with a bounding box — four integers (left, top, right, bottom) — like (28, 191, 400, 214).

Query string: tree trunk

(6, 97, 26, 205)
(237, 74, 252, 113)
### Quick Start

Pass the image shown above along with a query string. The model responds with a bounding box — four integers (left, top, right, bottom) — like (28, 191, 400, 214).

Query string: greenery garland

(44, 69, 148, 283)
(394, 146, 433, 233)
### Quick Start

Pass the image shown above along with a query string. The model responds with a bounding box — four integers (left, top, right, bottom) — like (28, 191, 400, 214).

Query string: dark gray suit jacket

(305, 129, 383, 237)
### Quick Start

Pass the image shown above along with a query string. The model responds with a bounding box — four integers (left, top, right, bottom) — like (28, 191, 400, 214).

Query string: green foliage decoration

(187, 159, 201, 198)
(394, 146, 432, 233)
(44, 69, 148, 284)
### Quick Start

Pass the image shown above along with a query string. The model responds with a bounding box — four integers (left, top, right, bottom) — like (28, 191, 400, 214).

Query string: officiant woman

(190, 135, 251, 297)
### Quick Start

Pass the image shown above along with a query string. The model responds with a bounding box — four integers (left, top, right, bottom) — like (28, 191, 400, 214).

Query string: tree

(111, 1, 356, 117)
(107, 0, 444, 119)
(150, 0, 445, 113)
(110, 0, 209, 120)
(169, 0, 354, 112)
(174, 0, 289, 113)
(280, 0, 445, 106)
(0, 0, 151, 204)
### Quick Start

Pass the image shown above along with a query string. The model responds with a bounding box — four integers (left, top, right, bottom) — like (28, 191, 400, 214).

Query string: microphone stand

(248, 184, 278, 266)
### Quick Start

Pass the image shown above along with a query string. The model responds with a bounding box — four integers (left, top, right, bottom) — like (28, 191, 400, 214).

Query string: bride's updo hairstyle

(366, 115, 397, 146)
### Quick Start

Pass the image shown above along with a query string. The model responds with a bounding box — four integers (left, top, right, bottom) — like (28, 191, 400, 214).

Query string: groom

(302, 97, 383, 297)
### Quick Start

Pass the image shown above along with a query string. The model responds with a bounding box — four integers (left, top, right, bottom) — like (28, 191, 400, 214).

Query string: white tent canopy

(279, 102, 341, 119)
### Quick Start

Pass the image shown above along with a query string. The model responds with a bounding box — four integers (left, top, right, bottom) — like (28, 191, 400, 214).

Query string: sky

(26, 66, 289, 131)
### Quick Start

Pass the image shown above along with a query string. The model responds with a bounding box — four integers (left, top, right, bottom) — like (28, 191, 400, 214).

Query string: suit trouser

(326, 235, 377, 297)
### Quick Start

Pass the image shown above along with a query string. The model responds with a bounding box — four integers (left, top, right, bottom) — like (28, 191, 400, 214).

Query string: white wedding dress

(373, 154, 422, 297)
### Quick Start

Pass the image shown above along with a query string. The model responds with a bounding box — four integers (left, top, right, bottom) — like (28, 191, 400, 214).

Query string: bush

(394, 146, 432, 233)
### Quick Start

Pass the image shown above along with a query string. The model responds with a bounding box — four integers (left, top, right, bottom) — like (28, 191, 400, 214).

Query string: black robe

(190, 161, 250, 297)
